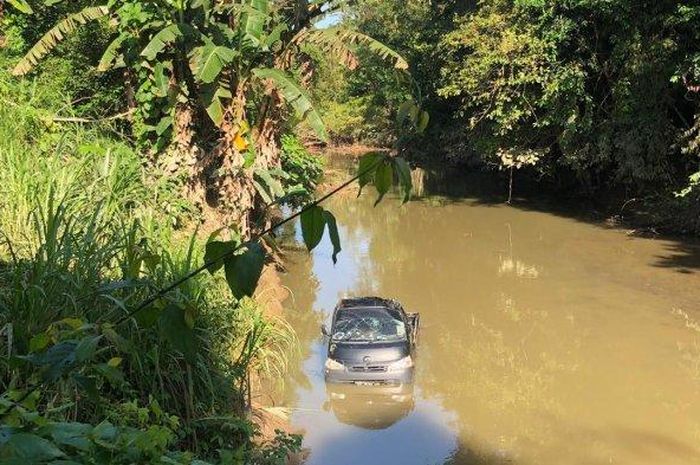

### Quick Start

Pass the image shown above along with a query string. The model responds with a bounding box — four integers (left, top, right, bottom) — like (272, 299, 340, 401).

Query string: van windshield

(332, 308, 407, 343)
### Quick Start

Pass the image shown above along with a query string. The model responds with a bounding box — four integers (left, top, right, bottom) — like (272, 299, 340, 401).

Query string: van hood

(328, 341, 409, 364)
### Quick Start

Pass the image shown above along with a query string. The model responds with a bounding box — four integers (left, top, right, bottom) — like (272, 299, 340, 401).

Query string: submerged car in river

(322, 297, 419, 386)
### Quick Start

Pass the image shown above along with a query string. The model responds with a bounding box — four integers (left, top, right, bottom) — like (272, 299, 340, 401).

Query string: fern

(12, 6, 110, 76)
(305, 27, 409, 70)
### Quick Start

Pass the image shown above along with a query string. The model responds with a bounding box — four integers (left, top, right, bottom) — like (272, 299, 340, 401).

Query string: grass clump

(0, 68, 300, 463)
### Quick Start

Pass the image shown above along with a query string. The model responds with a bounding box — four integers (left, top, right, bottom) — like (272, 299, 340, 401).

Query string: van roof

(337, 297, 404, 312)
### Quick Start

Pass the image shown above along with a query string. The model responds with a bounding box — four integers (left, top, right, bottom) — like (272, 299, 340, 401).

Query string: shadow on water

(413, 166, 700, 272)
(651, 240, 700, 273)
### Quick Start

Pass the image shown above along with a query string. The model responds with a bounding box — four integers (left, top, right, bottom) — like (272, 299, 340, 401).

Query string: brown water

(277, 157, 700, 465)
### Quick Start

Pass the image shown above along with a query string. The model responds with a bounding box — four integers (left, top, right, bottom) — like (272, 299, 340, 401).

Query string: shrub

(0, 66, 300, 464)
(280, 134, 324, 204)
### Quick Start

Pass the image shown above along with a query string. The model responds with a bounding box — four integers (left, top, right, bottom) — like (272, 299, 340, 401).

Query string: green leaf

(59, 318, 83, 330)
(252, 68, 327, 142)
(323, 210, 342, 264)
(102, 326, 132, 353)
(192, 44, 236, 84)
(0, 433, 65, 461)
(223, 242, 265, 299)
(254, 168, 284, 200)
(300, 206, 325, 251)
(253, 180, 273, 204)
(73, 374, 99, 400)
(134, 304, 161, 328)
(374, 160, 393, 206)
(243, 148, 256, 168)
(160, 304, 197, 362)
(393, 157, 412, 203)
(305, 27, 409, 70)
(204, 239, 239, 274)
(184, 306, 197, 329)
(75, 335, 102, 363)
(155, 116, 173, 136)
(242, 0, 269, 46)
(94, 363, 125, 387)
(13, 6, 110, 76)
(396, 100, 414, 126)
(41, 422, 93, 452)
(263, 23, 287, 49)
(141, 24, 186, 61)
(357, 152, 384, 195)
(21, 341, 77, 382)
(7, 0, 33, 15)
(417, 110, 430, 133)
(153, 62, 169, 97)
(98, 33, 127, 72)
(93, 421, 118, 442)
(29, 333, 50, 353)
(202, 83, 232, 126)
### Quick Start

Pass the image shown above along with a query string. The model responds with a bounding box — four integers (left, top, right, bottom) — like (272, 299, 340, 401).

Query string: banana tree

(12, 0, 409, 234)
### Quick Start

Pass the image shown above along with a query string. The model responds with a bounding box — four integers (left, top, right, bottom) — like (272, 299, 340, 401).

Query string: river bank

(320, 144, 700, 238)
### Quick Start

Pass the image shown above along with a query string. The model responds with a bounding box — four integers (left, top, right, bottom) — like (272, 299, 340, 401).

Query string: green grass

(0, 67, 299, 463)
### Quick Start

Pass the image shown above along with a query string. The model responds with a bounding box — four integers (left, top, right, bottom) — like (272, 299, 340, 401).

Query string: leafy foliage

(13, 0, 409, 157)
(253, 67, 328, 142)
(319, 0, 700, 223)
(0, 81, 300, 462)
(12, 6, 110, 76)
(280, 134, 324, 204)
(6, 0, 34, 15)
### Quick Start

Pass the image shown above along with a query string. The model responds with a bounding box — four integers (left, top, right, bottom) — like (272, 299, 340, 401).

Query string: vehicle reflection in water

(323, 382, 415, 430)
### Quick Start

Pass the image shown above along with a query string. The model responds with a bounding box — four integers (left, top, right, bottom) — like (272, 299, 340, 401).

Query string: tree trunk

(169, 83, 285, 236)
(507, 166, 514, 204)
(123, 69, 137, 113)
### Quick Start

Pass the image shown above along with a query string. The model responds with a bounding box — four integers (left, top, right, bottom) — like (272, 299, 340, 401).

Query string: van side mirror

(321, 324, 330, 337)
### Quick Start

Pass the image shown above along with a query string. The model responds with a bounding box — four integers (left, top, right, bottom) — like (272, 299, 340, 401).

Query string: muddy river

(275, 155, 700, 465)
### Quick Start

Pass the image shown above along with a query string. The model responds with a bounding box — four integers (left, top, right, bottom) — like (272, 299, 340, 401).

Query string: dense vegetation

(316, 0, 700, 233)
(0, 1, 416, 463)
(0, 60, 304, 463)
(2, 0, 699, 461)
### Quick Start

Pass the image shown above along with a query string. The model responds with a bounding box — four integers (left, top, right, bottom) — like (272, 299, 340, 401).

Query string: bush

(0, 66, 299, 464)
(280, 134, 324, 204)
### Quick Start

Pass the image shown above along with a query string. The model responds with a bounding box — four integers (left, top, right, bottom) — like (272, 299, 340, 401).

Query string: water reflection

(279, 156, 700, 465)
(324, 383, 415, 430)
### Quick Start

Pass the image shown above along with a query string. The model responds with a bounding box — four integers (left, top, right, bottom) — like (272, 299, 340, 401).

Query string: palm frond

(12, 6, 110, 76)
(242, 0, 270, 47)
(98, 33, 128, 72)
(141, 24, 188, 61)
(7, 0, 34, 15)
(253, 67, 328, 142)
(304, 26, 408, 71)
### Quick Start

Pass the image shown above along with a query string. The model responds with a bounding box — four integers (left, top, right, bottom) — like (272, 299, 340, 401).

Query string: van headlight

(324, 358, 345, 371)
(387, 355, 413, 372)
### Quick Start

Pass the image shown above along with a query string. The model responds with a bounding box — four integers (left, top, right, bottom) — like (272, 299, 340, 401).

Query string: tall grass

(0, 67, 298, 460)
